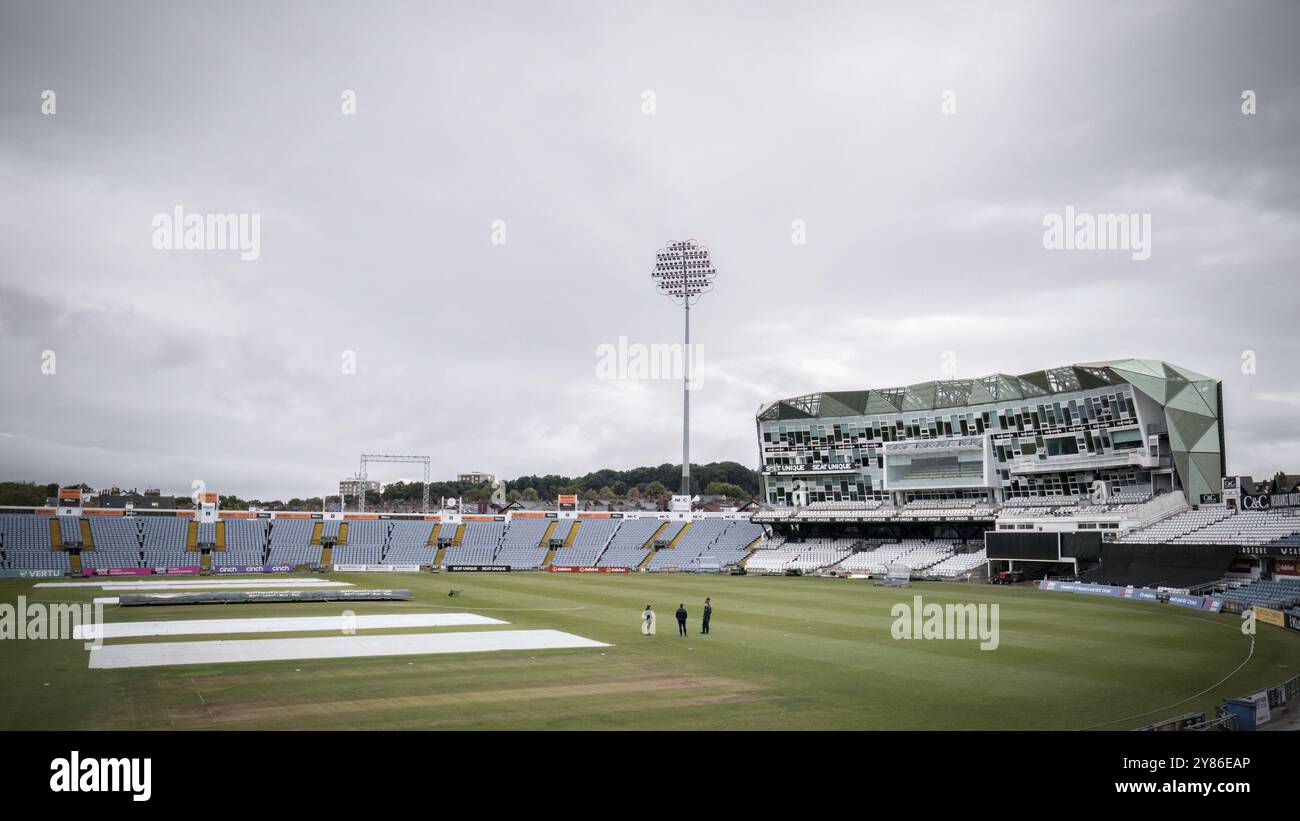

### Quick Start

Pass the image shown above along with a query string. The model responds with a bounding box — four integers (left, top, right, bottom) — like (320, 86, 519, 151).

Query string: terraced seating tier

(926, 549, 988, 578)
(745, 537, 857, 573)
(551, 519, 618, 567)
(493, 518, 551, 569)
(837, 540, 961, 575)
(1217, 578, 1300, 610)
(596, 518, 663, 567)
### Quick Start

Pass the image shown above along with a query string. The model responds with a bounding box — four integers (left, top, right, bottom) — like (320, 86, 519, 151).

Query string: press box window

(1110, 428, 1144, 450)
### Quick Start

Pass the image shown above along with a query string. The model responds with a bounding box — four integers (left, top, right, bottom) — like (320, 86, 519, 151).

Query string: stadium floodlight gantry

(651, 239, 717, 496)
(756, 359, 1224, 508)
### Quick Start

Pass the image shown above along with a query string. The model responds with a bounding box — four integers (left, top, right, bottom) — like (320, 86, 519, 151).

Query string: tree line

(0, 462, 761, 510)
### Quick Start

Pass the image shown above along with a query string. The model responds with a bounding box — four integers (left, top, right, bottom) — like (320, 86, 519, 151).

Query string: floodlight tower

(651, 240, 717, 496)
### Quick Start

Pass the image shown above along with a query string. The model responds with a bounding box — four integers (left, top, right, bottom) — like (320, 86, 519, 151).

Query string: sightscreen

(985, 531, 1060, 561)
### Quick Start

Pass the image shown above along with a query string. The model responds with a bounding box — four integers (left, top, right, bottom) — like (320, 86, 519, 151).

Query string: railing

(1009, 452, 1169, 474)
(1187, 579, 1226, 596)
(1145, 673, 1300, 730)
(1118, 491, 1190, 530)
(1137, 711, 1208, 732)
(881, 437, 984, 453)
(1185, 714, 1238, 732)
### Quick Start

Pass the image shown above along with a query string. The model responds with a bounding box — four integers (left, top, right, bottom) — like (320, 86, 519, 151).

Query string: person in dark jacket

(701, 597, 712, 634)
(675, 603, 688, 636)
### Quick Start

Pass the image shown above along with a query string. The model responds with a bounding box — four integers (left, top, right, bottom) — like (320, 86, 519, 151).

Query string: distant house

(691, 495, 756, 513)
(94, 492, 176, 510)
(1270, 472, 1300, 494)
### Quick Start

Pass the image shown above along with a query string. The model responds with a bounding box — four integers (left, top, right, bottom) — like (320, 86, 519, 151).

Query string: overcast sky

(1, 1, 1297, 499)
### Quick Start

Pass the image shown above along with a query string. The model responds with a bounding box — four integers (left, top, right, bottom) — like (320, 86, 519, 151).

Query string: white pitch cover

(87, 630, 611, 669)
(74, 612, 507, 640)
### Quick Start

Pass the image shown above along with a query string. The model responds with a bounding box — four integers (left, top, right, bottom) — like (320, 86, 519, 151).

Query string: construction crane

(358, 453, 432, 513)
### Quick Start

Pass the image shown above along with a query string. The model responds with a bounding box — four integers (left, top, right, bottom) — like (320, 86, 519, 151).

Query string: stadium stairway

(214, 520, 226, 551)
(427, 524, 441, 546)
(644, 522, 669, 549)
(453, 524, 465, 546)
(639, 522, 692, 568)
(200, 551, 211, 571)
(320, 545, 333, 564)
(80, 519, 94, 550)
(48, 518, 60, 551)
(69, 552, 81, 575)
(539, 520, 557, 546)
(540, 520, 577, 568)
(310, 521, 324, 545)
(738, 536, 762, 567)
(186, 520, 199, 552)
(433, 545, 447, 566)
(337, 522, 349, 544)
(669, 522, 691, 547)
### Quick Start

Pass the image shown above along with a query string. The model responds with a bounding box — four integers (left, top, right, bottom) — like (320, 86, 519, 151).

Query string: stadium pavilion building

(756, 359, 1224, 508)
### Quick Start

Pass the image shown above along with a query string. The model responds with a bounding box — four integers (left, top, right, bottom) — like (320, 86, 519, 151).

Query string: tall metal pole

(682, 299, 690, 496)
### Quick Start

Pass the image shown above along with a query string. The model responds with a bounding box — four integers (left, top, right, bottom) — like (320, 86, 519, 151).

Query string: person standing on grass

(676, 603, 688, 636)
(701, 597, 712, 634)
(642, 604, 656, 635)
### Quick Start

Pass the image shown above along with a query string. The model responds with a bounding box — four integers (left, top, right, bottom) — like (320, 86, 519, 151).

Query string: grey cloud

(1, 1, 1297, 498)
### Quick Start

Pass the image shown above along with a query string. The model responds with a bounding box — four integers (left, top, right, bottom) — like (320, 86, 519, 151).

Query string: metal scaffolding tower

(358, 453, 432, 513)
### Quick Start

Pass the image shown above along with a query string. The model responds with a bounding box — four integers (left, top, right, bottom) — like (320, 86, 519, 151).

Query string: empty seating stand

(216, 519, 268, 566)
(333, 519, 387, 564)
(1117, 507, 1234, 544)
(837, 540, 960, 575)
(646, 519, 727, 570)
(548, 519, 574, 545)
(83, 517, 142, 569)
(493, 518, 550, 569)
(140, 517, 191, 567)
(267, 519, 321, 565)
(551, 519, 617, 567)
(1173, 510, 1300, 546)
(643, 519, 763, 571)
(384, 520, 436, 565)
(746, 537, 856, 573)
(1218, 579, 1300, 610)
(926, 549, 988, 578)
(440, 521, 504, 566)
(58, 516, 83, 545)
(345, 520, 388, 545)
(0, 514, 71, 572)
(702, 521, 764, 568)
(597, 518, 663, 567)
